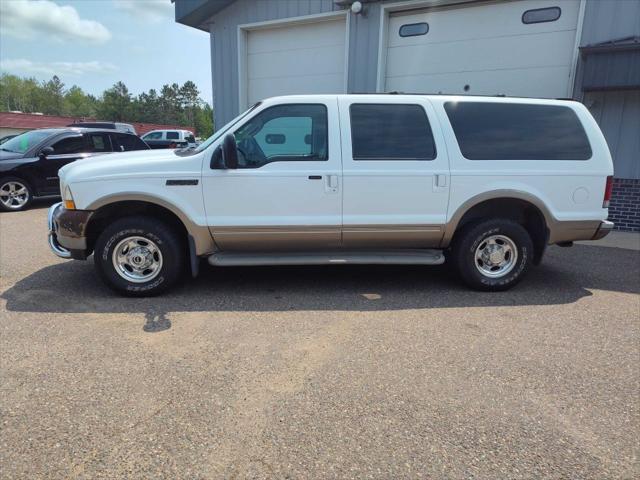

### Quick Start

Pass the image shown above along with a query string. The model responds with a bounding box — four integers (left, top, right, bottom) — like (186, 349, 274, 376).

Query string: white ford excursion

(48, 94, 614, 296)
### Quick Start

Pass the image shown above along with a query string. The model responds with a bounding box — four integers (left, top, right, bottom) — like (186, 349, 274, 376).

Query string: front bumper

(48, 202, 93, 260)
(592, 220, 614, 241)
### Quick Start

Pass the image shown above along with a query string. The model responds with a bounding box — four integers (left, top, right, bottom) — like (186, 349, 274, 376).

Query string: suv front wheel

(452, 219, 533, 291)
(94, 216, 184, 296)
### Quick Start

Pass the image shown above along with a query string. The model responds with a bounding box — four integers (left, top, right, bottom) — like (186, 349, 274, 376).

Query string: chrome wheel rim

(0, 181, 29, 209)
(112, 236, 163, 283)
(474, 234, 518, 278)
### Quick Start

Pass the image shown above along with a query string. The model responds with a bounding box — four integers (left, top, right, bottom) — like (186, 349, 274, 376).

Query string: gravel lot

(1, 202, 639, 479)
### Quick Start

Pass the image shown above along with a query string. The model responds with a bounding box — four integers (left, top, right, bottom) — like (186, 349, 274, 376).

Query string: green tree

(194, 102, 214, 137)
(41, 75, 65, 114)
(64, 85, 96, 117)
(98, 81, 132, 121)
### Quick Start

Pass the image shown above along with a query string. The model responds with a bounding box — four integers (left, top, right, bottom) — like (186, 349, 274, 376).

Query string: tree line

(0, 74, 214, 137)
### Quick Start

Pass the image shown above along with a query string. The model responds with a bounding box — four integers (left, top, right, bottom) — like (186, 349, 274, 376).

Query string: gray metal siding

(577, 0, 640, 180)
(580, 0, 640, 45)
(347, 3, 383, 93)
(207, 0, 340, 125)
(585, 90, 640, 179)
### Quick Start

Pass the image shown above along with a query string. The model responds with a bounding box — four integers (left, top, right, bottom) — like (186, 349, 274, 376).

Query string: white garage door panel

(386, 66, 572, 98)
(385, 0, 581, 98)
(246, 17, 346, 105)
(387, 0, 580, 47)
(247, 20, 345, 54)
(248, 45, 345, 80)
(386, 30, 577, 77)
(248, 74, 345, 106)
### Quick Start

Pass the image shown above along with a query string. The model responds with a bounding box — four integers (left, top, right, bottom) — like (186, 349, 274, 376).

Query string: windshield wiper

(0, 148, 18, 153)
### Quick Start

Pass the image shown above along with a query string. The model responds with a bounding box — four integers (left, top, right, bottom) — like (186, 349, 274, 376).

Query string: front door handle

(308, 175, 322, 180)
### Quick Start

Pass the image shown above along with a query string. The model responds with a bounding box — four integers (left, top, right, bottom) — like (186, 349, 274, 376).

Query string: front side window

(233, 104, 328, 168)
(444, 102, 592, 160)
(166, 131, 179, 140)
(143, 132, 162, 140)
(350, 104, 436, 160)
(50, 135, 86, 155)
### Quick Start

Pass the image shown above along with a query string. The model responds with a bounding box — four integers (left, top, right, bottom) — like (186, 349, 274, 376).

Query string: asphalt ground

(1, 200, 639, 479)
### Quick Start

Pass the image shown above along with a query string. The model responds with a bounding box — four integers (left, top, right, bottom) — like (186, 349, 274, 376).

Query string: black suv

(0, 128, 149, 212)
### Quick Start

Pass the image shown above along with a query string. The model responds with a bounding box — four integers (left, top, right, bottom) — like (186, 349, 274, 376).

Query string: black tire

(451, 219, 533, 292)
(94, 216, 184, 296)
(0, 176, 33, 212)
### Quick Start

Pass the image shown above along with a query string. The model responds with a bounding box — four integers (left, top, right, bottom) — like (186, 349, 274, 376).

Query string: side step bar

(208, 249, 445, 267)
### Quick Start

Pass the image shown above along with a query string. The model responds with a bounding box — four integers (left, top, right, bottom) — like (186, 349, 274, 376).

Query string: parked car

(0, 128, 149, 211)
(141, 129, 196, 149)
(67, 121, 137, 135)
(48, 94, 614, 296)
(0, 134, 18, 145)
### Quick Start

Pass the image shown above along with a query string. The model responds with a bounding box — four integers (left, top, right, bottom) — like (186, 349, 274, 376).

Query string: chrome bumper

(592, 220, 614, 241)
(48, 202, 72, 259)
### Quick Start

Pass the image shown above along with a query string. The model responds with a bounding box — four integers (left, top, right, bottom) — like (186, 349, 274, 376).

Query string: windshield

(1, 130, 52, 154)
(192, 102, 261, 154)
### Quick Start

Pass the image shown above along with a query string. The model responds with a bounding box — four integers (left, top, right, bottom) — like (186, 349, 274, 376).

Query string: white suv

(141, 129, 197, 149)
(48, 94, 614, 296)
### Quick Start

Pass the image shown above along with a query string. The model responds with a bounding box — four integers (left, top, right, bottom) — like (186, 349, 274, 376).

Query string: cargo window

(166, 131, 180, 140)
(522, 7, 561, 24)
(444, 102, 592, 160)
(399, 22, 429, 37)
(350, 104, 436, 161)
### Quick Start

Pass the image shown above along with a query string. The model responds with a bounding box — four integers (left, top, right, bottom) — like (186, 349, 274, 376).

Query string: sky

(0, 0, 213, 103)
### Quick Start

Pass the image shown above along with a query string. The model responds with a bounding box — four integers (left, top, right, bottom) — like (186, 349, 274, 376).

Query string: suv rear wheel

(94, 216, 184, 296)
(452, 219, 533, 291)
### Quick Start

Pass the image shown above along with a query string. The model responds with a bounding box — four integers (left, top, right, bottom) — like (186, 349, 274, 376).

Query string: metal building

(175, 0, 640, 230)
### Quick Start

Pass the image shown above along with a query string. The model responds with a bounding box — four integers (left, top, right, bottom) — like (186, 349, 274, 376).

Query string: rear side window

(166, 131, 179, 140)
(86, 133, 111, 152)
(350, 104, 436, 160)
(444, 102, 592, 160)
(113, 133, 149, 151)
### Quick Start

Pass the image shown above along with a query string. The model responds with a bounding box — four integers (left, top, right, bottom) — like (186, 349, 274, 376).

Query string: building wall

(0, 127, 26, 138)
(207, 0, 341, 125)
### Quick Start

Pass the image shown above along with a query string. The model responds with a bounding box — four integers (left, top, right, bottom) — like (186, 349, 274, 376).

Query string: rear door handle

(308, 175, 322, 180)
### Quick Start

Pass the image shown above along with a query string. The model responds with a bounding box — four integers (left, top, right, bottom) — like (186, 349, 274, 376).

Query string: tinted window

(522, 7, 561, 24)
(166, 131, 179, 140)
(444, 102, 592, 160)
(233, 104, 328, 168)
(87, 133, 111, 152)
(350, 104, 436, 160)
(113, 133, 149, 151)
(399, 22, 429, 37)
(51, 135, 86, 155)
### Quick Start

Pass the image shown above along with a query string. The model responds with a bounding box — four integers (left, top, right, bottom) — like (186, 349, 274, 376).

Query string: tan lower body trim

(211, 224, 444, 251)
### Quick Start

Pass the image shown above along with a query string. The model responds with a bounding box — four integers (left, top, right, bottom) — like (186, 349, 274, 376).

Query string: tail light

(603, 176, 613, 208)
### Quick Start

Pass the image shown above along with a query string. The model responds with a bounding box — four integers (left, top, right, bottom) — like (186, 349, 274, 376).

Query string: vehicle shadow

(2, 244, 638, 317)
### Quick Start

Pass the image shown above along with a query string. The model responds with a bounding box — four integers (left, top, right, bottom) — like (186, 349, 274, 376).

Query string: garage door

(245, 17, 347, 106)
(384, 0, 581, 98)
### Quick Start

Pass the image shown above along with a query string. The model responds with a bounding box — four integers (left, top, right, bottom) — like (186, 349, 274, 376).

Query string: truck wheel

(94, 216, 184, 296)
(452, 219, 533, 291)
(0, 177, 33, 212)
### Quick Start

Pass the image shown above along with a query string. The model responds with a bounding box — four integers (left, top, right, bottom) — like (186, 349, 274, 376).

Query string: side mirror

(221, 133, 238, 169)
(39, 146, 54, 159)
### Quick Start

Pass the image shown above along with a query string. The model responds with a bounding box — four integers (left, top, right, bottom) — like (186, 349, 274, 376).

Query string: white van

(141, 129, 197, 149)
(48, 94, 614, 296)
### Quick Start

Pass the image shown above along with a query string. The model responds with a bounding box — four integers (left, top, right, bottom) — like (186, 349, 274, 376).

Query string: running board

(207, 249, 445, 267)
